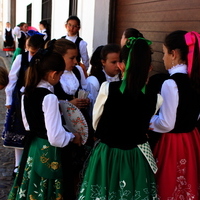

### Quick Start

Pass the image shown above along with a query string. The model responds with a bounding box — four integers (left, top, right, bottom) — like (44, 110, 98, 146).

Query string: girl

(2, 34, 45, 177)
(51, 38, 91, 199)
(3, 22, 14, 57)
(7, 49, 81, 200)
(12, 22, 29, 62)
(63, 15, 89, 76)
(39, 20, 51, 43)
(52, 38, 89, 109)
(86, 43, 121, 115)
(78, 37, 160, 199)
(120, 27, 144, 47)
(150, 30, 200, 199)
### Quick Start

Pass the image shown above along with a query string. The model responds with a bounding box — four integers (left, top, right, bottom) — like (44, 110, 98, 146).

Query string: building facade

(1, 0, 200, 72)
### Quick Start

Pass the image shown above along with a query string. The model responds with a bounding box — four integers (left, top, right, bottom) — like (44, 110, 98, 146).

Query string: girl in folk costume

(3, 22, 14, 57)
(7, 49, 81, 200)
(63, 15, 89, 77)
(50, 38, 90, 199)
(78, 37, 161, 200)
(39, 20, 51, 43)
(12, 22, 29, 62)
(2, 34, 45, 177)
(149, 30, 200, 199)
(86, 44, 121, 117)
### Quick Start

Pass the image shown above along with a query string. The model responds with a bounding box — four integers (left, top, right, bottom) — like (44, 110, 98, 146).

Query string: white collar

(66, 34, 78, 39)
(168, 64, 187, 76)
(37, 80, 54, 93)
(103, 69, 120, 82)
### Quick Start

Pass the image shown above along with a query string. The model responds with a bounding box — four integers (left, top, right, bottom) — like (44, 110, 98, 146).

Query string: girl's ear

(50, 71, 57, 80)
(117, 62, 125, 73)
(101, 59, 105, 67)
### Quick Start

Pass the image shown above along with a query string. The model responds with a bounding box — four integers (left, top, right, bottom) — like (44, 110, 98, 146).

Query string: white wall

(0, 0, 11, 48)
(14, 0, 110, 59)
(78, 0, 110, 58)
(51, 0, 69, 39)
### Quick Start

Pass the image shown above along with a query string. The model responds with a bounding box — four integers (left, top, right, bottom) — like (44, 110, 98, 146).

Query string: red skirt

(153, 128, 200, 200)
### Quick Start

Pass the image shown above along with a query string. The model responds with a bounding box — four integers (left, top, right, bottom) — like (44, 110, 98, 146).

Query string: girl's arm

(150, 79, 179, 133)
(5, 55, 22, 106)
(43, 94, 75, 147)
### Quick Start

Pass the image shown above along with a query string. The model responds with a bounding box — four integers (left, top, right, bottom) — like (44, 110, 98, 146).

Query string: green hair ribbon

(119, 37, 152, 93)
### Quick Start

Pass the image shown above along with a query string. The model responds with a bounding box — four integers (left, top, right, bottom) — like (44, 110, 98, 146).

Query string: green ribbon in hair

(119, 37, 152, 93)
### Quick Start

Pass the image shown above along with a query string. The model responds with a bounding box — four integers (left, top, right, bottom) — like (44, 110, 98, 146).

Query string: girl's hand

(6, 105, 11, 109)
(70, 98, 89, 109)
(72, 133, 82, 146)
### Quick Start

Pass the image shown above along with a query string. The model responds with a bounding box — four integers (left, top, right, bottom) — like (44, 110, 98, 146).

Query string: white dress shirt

(21, 80, 75, 148)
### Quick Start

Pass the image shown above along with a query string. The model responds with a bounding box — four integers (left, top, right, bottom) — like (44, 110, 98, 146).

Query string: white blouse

(149, 64, 199, 133)
(60, 66, 87, 96)
(21, 80, 75, 148)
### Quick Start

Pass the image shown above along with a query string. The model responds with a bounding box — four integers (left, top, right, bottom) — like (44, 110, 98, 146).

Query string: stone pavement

(0, 51, 14, 200)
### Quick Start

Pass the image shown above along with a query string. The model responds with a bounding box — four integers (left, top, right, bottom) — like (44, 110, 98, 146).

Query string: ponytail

(120, 37, 152, 97)
(184, 31, 200, 94)
(24, 48, 65, 96)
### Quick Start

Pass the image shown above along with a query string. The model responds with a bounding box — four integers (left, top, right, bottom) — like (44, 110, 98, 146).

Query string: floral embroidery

(167, 159, 195, 200)
(39, 146, 61, 171)
(78, 180, 157, 200)
(19, 188, 26, 198)
(50, 162, 59, 170)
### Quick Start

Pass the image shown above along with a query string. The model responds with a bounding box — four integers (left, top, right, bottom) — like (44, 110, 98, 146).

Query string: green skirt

(7, 137, 63, 200)
(78, 142, 157, 200)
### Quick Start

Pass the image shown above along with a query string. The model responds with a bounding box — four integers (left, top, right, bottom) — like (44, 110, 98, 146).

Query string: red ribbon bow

(184, 31, 200, 76)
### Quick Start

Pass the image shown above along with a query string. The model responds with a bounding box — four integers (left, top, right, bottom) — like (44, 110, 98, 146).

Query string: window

(42, 0, 52, 25)
(27, 4, 32, 26)
(69, 0, 78, 16)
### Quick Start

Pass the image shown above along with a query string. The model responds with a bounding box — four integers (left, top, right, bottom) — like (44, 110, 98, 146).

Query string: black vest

(94, 81, 157, 150)
(23, 88, 52, 139)
(18, 32, 27, 51)
(168, 73, 200, 133)
(5, 28, 14, 46)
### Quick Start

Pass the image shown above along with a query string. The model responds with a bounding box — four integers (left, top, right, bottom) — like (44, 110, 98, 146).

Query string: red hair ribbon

(184, 31, 200, 76)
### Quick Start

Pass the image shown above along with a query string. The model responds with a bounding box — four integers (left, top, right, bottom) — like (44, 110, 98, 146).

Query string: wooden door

(109, 0, 200, 74)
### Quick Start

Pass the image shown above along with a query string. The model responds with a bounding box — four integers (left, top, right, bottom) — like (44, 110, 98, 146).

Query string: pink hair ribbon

(184, 31, 200, 76)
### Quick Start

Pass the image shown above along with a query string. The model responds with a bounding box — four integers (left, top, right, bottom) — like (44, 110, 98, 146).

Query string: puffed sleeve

(43, 94, 75, 147)
(150, 79, 178, 133)
(92, 81, 109, 130)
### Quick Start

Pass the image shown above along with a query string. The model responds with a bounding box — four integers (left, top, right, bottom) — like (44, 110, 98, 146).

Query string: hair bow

(120, 37, 152, 93)
(184, 31, 200, 76)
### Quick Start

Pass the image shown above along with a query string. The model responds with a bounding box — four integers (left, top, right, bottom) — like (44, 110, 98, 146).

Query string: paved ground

(0, 51, 15, 200)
